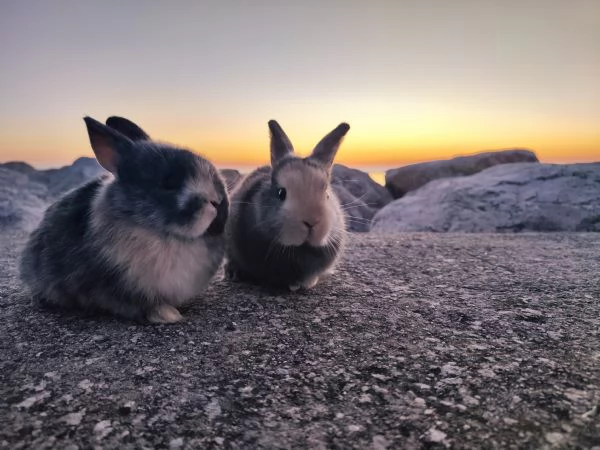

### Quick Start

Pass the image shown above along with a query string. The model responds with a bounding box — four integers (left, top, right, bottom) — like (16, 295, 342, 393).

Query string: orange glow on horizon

(1, 106, 598, 169)
(0, 130, 598, 169)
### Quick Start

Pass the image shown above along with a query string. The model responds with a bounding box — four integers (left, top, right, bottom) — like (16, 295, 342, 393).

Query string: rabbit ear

(83, 116, 133, 174)
(268, 120, 294, 165)
(106, 116, 150, 141)
(310, 123, 350, 167)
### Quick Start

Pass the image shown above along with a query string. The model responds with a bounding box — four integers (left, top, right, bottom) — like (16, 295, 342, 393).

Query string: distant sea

(368, 172, 385, 186)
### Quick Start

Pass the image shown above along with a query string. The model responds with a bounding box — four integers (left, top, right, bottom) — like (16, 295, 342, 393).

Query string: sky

(0, 0, 599, 169)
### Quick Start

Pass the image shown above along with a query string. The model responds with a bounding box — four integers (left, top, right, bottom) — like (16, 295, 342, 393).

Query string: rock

(61, 410, 85, 426)
(331, 184, 376, 232)
(205, 398, 222, 421)
(332, 164, 392, 210)
(0, 168, 49, 231)
(372, 163, 600, 232)
(169, 437, 184, 449)
(0, 161, 37, 175)
(425, 427, 447, 443)
(0, 157, 105, 232)
(371, 435, 390, 449)
(385, 149, 538, 198)
(93, 420, 113, 439)
(331, 165, 392, 232)
(36, 157, 105, 197)
(220, 169, 242, 192)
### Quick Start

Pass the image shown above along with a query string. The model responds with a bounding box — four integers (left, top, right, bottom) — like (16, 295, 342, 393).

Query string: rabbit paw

(147, 304, 182, 324)
(289, 275, 319, 291)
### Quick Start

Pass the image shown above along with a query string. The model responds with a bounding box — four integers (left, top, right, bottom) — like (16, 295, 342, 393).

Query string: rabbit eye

(276, 187, 287, 201)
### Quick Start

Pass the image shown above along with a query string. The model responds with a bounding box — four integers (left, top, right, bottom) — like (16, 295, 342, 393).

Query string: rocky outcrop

(385, 149, 539, 198)
(0, 168, 49, 231)
(332, 164, 392, 210)
(372, 163, 600, 233)
(330, 184, 375, 232)
(1, 157, 105, 198)
(0, 158, 105, 232)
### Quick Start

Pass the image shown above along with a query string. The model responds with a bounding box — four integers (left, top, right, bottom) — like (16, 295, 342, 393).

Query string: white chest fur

(104, 227, 213, 304)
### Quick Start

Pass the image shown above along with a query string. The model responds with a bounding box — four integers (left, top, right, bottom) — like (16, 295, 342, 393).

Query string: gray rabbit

(19, 116, 228, 323)
(225, 120, 349, 290)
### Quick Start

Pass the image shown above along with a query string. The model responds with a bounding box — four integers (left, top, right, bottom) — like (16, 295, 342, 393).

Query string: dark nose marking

(182, 195, 205, 216)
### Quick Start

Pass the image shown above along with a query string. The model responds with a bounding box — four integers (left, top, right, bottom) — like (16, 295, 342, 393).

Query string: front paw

(289, 275, 319, 292)
(147, 304, 182, 324)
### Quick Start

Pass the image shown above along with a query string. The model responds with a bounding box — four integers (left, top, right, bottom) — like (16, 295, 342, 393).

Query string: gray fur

(19, 116, 228, 323)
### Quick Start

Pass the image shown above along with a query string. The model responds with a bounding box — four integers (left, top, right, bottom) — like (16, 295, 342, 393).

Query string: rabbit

(19, 116, 228, 323)
(225, 120, 349, 290)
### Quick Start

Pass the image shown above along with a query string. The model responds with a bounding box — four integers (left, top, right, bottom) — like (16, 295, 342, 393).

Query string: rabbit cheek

(307, 222, 331, 247)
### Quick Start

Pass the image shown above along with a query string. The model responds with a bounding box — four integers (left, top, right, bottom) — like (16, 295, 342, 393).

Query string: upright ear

(105, 116, 150, 141)
(83, 116, 133, 174)
(310, 123, 350, 167)
(268, 120, 294, 166)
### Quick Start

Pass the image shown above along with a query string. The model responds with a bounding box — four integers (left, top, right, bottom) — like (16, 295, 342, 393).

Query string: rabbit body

(19, 117, 228, 323)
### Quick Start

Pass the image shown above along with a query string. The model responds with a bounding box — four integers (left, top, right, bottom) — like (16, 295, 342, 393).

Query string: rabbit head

(84, 116, 228, 240)
(261, 120, 349, 247)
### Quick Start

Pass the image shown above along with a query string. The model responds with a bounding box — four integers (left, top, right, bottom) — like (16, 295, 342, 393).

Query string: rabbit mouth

(278, 224, 329, 248)
(167, 209, 218, 240)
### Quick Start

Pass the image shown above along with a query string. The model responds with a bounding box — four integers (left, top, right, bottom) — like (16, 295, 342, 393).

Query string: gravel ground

(1, 231, 599, 449)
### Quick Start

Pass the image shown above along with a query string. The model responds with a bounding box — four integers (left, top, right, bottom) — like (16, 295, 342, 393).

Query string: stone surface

(1, 231, 599, 449)
(0, 158, 106, 232)
(331, 164, 393, 232)
(0, 168, 49, 231)
(372, 162, 600, 233)
(332, 164, 392, 210)
(331, 184, 375, 232)
(385, 149, 538, 198)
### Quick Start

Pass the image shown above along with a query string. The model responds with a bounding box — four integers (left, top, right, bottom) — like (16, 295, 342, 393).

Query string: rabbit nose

(303, 220, 319, 230)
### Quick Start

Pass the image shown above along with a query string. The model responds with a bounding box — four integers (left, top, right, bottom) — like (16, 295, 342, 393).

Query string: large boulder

(372, 162, 600, 233)
(37, 157, 105, 197)
(385, 149, 539, 198)
(0, 168, 49, 232)
(0, 157, 105, 232)
(1, 157, 106, 199)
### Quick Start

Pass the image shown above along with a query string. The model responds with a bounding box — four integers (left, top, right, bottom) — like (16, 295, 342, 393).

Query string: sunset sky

(1, 0, 599, 170)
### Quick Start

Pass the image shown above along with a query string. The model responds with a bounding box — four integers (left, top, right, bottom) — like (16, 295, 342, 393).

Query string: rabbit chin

(168, 209, 217, 239)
